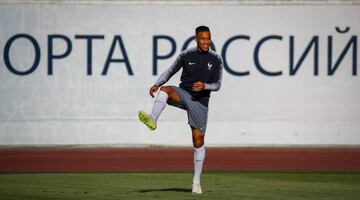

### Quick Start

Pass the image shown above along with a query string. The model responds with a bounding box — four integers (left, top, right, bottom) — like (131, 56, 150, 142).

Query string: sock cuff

(156, 90, 169, 103)
(194, 145, 205, 152)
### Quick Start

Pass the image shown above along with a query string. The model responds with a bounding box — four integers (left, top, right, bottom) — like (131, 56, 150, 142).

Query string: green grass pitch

(0, 172, 359, 200)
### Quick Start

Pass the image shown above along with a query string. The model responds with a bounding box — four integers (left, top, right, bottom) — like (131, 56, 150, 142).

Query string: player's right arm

(150, 54, 183, 97)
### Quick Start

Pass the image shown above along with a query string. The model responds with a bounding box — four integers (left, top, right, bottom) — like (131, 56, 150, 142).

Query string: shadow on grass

(139, 188, 192, 193)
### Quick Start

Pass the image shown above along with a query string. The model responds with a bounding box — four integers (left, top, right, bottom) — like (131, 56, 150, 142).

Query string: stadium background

(0, 0, 360, 173)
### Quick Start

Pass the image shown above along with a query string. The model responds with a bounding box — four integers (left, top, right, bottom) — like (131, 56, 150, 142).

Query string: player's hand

(149, 85, 159, 98)
(192, 81, 205, 92)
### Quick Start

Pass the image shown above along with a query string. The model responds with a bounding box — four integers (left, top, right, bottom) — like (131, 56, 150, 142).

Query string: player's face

(196, 31, 211, 52)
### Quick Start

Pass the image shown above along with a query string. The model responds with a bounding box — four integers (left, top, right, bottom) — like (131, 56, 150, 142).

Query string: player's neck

(197, 47, 209, 54)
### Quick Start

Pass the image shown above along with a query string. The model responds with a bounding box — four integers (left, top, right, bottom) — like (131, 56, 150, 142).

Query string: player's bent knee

(160, 86, 172, 95)
(159, 86, 170, 91)
(160, 86, 179, 103)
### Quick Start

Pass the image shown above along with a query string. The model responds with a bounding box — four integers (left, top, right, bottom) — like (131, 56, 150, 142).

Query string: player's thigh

(160, 86, 180, 105)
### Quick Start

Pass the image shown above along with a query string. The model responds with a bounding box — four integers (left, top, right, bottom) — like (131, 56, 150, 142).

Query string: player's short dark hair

(195, 26, 210, 34)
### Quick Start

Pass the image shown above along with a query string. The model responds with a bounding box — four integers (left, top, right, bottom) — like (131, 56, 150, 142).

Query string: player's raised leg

(138, 86, 180, 131)
(191, 128, 205, 194)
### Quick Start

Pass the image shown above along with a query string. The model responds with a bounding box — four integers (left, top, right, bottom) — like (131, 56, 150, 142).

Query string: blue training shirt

(155, 47, 223, 107)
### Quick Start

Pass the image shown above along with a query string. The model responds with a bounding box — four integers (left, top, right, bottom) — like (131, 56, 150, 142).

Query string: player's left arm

(193, 56, 223, 92)
(204, 56, 223, 91)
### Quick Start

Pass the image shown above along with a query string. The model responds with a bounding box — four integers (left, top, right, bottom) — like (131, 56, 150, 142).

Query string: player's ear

(195, 33, 200, 43)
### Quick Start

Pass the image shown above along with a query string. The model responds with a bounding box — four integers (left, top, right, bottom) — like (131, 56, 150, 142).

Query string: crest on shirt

(207, 62, 213, 70)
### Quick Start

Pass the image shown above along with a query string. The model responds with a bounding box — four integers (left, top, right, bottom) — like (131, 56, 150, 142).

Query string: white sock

(193, 145, 205, 185)
(150, 91, 168, 122)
